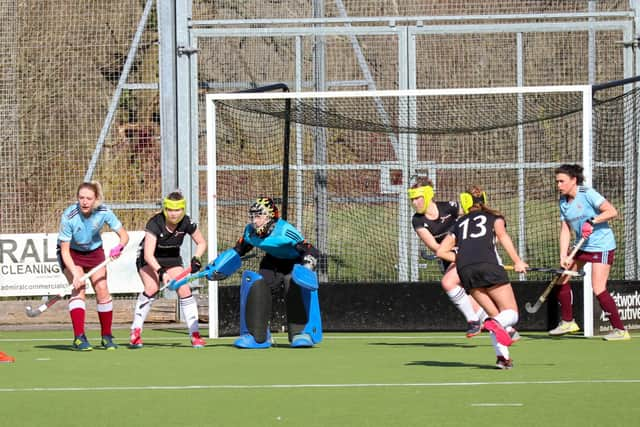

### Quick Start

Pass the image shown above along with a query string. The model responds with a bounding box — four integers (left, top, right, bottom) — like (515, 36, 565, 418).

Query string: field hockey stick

(25, 257, 113, 318)
(167, 269, 211, 290)
(503, 266, 585, 277)
(419, 248, 438, 261)
(138, 266, 193, 309)
(165, 251, 258, 291)
(524, 237, 586, 314)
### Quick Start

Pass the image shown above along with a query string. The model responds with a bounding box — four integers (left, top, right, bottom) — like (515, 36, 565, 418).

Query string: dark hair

(466, 185, 503, 217)
(554, 164, 584, 185)
(166, 190, 185, 201)
(409, 176, 434, 189)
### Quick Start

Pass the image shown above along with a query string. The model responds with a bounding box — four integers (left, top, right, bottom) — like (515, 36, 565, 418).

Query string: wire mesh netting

(210, 87, 638, 283)
(0, 1, 161, 235)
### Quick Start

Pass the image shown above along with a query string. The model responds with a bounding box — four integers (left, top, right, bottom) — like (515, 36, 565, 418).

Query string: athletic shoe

(495, 356, 514, 370)
(129, 328, 143, 349)
(0, 351, 15, 363)
(508, 327, 521, 343)
(291, 333, 314, 348)
(466, 320, 482, 338)
(602, 328, 631, 341)
(483, 318, 513, 346)
(548, 319, 580, 336)
(72, 334, 93, 351)
(101, 335, 118, 350)
(191, 332, 206, 349)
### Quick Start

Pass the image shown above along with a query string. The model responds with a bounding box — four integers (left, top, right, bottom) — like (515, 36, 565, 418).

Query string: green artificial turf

(1, 329, 639, 426)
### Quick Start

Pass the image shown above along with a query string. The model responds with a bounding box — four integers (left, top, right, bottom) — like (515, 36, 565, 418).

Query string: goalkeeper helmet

(249, 197, 280, 236)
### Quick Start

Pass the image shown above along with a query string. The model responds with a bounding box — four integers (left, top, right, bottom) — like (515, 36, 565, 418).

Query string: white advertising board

(0, 231, 145, 297)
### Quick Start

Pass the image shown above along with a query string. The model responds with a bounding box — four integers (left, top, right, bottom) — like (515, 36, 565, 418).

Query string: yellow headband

(459, 191, 487, 214)
(163, 197, 186, 210)
(163, 197, 186, 223)
(407, 186, 434, 214)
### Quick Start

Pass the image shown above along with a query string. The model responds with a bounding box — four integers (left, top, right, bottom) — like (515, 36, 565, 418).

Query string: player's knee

(495, 308, 518, 328)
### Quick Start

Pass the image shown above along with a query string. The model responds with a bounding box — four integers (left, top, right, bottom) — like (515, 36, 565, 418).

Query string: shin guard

(234, 270, 271, 349)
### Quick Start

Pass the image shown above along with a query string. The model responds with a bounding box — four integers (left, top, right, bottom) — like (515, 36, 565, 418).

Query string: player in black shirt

(409, 177, 485, 337)
(129, 191, 207, 348)
(437, 185, 527, 369)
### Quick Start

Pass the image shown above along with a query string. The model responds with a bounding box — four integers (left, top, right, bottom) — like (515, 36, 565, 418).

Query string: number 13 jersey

(451, 211, 505, 270)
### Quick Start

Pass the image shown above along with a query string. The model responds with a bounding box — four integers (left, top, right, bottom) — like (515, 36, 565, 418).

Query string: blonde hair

(77, 181, 103, 210)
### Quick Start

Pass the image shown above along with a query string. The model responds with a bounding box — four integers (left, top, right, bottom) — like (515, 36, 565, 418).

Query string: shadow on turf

(406, 360, 497, 370)
(369, 342, 480, 348)
(34, 340, 235, 351)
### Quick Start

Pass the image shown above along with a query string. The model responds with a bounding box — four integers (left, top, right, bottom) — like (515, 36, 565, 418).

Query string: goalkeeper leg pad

(287, 281, 322, 346)
(234, 270, 271, 349)
(291, 264, 319, 290)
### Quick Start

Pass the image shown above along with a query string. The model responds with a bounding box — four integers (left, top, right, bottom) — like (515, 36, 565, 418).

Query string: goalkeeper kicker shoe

(129, 328, 143, 348)
(234, 333, 271, 349)
(603, 328, 631, 341)
(72, 334, 93, 351)
(101, 335, 118, 350)
(191, 332, 206, 348)
(291, 333, 314, 348)
(548, 319, 580, 336)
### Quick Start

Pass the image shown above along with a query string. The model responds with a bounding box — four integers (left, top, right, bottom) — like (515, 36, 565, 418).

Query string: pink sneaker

(191, 332, 206, 348)
(129, 328, 143, 348)
(483, 319, 513, 346)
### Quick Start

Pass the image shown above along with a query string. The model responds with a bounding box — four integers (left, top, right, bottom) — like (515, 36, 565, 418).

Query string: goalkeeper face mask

(249, 197, 280, 237)
(459, 191, 487, 214)
(163, 197, 186, 224)
(407, 186, 434, 214)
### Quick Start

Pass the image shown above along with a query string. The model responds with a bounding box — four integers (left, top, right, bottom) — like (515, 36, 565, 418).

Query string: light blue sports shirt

(58, 203, 123, 252)
(559, 186, 616, 252)
(242, 218, 304, 259)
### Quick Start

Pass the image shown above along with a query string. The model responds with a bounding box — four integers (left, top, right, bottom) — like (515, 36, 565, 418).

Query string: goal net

(204, 83, 639, 336)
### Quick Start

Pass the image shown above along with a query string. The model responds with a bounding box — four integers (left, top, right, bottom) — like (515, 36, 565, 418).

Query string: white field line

(0, 334, 484, 342)
(471, 403, 524, 407)
(1, 379, 640, 393)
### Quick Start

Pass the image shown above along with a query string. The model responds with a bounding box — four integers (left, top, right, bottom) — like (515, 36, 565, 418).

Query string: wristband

(587, 217, 596, 226)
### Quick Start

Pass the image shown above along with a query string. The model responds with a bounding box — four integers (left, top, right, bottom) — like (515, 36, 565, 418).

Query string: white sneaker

(602, 329, 631, 341)
(548, 319, 580, 336)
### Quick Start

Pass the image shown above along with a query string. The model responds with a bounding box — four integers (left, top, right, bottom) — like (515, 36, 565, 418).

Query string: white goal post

(204, 85, 598, 338)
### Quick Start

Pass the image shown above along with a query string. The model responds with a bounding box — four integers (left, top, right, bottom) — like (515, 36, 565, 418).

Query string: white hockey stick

(25, 257, 113, 318)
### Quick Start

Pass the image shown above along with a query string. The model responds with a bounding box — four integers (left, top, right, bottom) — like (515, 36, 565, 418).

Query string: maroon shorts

(574, 249, 615, 265)
(57, 247, 106, 270)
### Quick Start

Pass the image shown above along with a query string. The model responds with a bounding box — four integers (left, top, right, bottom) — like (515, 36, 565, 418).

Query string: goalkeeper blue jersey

(242, 219, 304, 259)
(559, 186, 616, 252)
(58, 203, 123, 252)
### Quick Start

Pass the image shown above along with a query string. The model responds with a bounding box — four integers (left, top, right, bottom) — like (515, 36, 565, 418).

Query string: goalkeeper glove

(302, 254, 317, 271)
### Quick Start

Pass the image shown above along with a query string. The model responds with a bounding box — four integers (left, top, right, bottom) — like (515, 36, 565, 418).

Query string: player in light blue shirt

(549, 164, 630, 340)
(57, 181, 129, 351)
